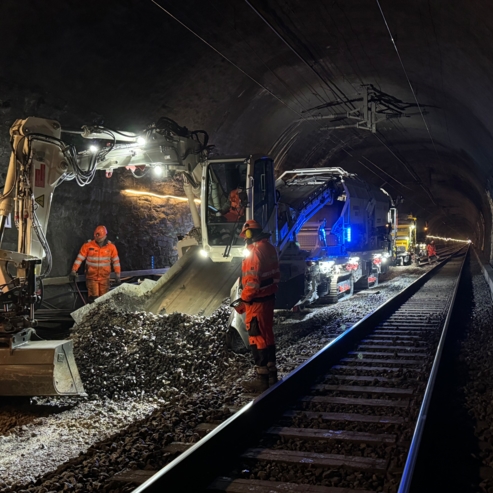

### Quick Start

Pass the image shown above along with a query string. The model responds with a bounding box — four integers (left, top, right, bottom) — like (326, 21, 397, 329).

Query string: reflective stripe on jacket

(241, 237, 280, 303)
(72, 240, 121, 280)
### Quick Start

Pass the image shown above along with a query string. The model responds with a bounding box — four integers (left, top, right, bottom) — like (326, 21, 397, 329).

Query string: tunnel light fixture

(89, 145, 99, 153)
(426, 234, 470, 243)
(123, 189, 201, 203)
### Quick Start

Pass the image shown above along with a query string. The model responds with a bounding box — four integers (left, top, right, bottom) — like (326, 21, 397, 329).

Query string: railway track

(134, 249, 467, 493)
(132, 246, 468, 493)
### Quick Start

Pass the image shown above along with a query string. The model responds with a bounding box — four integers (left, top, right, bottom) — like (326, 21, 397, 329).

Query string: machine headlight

(137, 136, 146, 145)
(319, 260, 335, 274)
(199, 249, 209, 258)
(153, 166, 163, 176)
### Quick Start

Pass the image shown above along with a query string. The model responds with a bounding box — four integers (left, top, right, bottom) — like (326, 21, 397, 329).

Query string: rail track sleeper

(348, 351, 428, 358)
(302, 396, 409, 407)
(327, 374, 397, 383)
(358, 344, 428, 350)
(241, 448, 388, 471)
(364, 335, 421, 340)
(331, 365, 420, 372)
(312, 384, 414, 396)
(341, 358, 422, 365)
(284, 410, 406, 424)
(208, 477, 375, 493)
(361, 340, 427, 346)
(267, 426, 397, 444)
(163, 442, 193, 454)
(376, 326, 438, 331)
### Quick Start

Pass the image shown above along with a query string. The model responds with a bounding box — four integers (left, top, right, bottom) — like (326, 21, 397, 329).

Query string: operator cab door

(202, 157, 250, 261)
(201, 155, 276, 261)
(252, 157, 277, 244)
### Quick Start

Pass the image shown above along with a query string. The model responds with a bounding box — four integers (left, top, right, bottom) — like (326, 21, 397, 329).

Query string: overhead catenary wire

(244, 0, 356, 113)
(150, 0, 440, 216)
(375, 0, 438, 155)
(150, 0, 308, 121)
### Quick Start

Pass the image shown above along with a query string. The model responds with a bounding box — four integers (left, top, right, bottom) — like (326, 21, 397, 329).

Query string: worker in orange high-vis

(222, 187, 247, 222)
(69, 225, 121, 303)
(233, 219, 280, 393)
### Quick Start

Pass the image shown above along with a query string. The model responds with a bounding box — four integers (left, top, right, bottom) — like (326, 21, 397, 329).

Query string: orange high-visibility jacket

(427, 244, 436, 257)
(72, 240, 121, 281)
(241, 237, 280, 302)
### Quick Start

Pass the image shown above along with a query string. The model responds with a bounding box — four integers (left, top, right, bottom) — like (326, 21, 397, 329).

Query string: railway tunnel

(0, 0, 491, 266)
(1, 1, 493, 492)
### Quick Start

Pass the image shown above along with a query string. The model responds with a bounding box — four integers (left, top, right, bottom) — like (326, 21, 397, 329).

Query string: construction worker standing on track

(233, 219, 280, 393)
(427, 240, 437, 262)
(69, 225, 121, 303)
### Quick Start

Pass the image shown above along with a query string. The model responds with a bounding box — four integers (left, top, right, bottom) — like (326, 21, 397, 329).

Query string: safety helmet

(240, 219, 262, 238)
(94, 225, 108, 240)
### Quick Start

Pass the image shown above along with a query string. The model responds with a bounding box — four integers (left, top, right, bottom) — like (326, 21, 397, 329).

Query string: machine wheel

(317, 281, 329, 297)
(337, 274, 354, 301)
(368, 271, 379, 289)
(321, 275, 339, 304)
(319, 274, 354, 304)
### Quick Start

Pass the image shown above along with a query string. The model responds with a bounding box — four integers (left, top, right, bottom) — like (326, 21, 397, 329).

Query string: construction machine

(0, 116, 283, 395)
(0, 115, 397, 394)
(0, 116, 215, 396)
(394, 213, 417, 265)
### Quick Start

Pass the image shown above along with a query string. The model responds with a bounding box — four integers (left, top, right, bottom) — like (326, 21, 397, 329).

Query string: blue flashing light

(347, 227, 351, 242)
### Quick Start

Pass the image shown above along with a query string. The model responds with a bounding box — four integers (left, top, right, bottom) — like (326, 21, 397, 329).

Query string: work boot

(241, 367, 269, 394)
(267, 363, 278, 386)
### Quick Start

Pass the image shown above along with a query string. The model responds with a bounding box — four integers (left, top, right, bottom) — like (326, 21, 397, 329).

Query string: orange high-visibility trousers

(86, 279, 110, 299)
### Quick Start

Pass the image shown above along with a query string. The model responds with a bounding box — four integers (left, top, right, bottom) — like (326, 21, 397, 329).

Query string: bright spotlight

(89, 145, 99, 153)
(137, 136, 146, 145)
(153, 166, 163, 176)
(199, 249, 209, 258)
(242, 248, 251, 258)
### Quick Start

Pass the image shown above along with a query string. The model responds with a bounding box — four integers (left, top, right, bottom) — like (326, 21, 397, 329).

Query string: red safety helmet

(240, 219, 262, 238)
(94, 225, 108, 240)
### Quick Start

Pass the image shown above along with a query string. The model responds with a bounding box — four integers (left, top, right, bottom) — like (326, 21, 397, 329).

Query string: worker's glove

(69, 271, 78, 283)
(114, 276, 121, 286)
(230, 298, 247, 314)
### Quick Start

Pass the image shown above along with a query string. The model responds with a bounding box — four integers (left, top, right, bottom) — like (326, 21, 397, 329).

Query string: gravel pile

(72, 305, 239, 400)
(0, 264, 434, 492)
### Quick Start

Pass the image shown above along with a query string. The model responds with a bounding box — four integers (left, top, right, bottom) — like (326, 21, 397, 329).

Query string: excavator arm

(0, 116, 208, 396)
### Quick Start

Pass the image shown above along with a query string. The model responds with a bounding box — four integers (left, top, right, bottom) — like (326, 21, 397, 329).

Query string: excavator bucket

(0, 339, 85, 396)
(144, 249, 242, 316)
(71, 247, 242, 324)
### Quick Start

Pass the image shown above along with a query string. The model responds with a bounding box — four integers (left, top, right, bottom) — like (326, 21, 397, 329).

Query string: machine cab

(201, 155, 276, 261)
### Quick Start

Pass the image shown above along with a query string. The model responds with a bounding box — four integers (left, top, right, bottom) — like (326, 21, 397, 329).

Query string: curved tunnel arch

(1, 0, 493, 264)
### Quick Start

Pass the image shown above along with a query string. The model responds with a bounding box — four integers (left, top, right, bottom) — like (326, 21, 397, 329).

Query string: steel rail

(133, 247, 468, 493)
(397, 246, 469, 493)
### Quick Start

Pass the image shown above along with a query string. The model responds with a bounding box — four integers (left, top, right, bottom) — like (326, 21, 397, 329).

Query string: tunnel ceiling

(1, 0, 492, 251)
